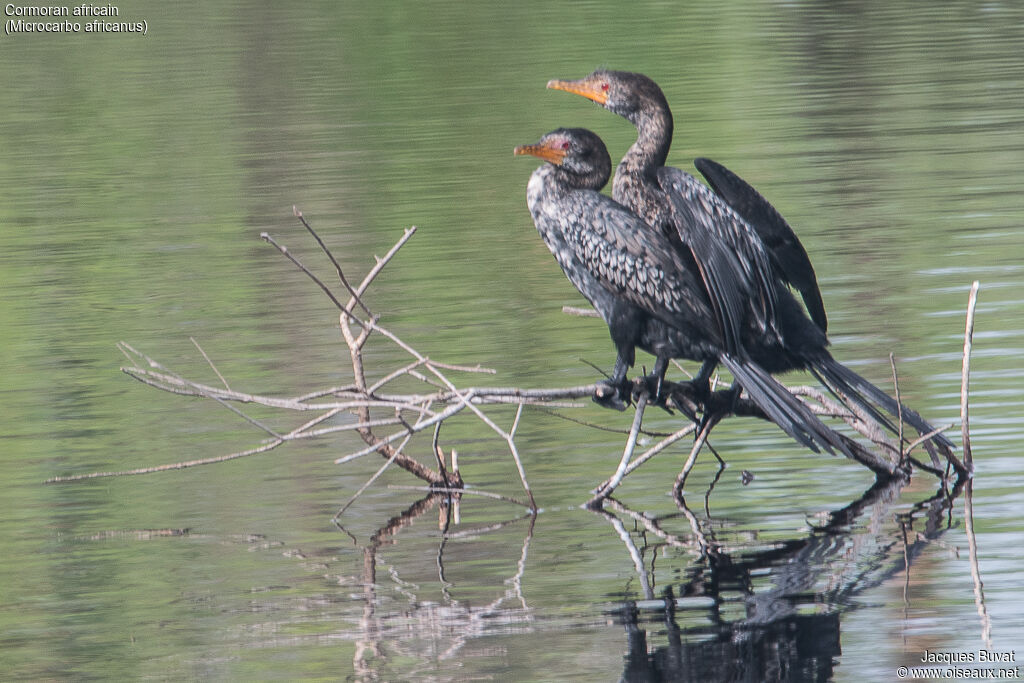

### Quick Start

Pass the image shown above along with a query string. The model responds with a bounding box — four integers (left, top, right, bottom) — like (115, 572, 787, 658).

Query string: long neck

(527, 163, 607, 215)
(614, 102, 673, 198)
(557, 162, 608, 192)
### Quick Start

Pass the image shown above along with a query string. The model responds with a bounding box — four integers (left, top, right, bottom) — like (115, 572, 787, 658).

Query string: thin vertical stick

(961, 281, 979, 470)
(889, 353, 905, 464)
(588, 393, 649, 507)
(431, 421, 449, 483)
(675, 414, 721, 493)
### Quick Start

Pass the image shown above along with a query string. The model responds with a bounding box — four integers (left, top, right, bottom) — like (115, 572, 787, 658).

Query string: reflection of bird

(548, 70, 952, 450)
(515, 128, 850, 455)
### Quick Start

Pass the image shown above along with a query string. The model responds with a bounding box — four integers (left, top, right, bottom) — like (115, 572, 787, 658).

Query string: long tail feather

(814, 357, 954, 450)
(720, 355, 853, 458)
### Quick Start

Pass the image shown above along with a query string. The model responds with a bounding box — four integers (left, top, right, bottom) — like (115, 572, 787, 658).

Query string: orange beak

(547, 76, 608, 105)
(513, 140, 567, 165)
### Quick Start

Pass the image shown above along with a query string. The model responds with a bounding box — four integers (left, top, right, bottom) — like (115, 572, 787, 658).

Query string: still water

(2, 1, 1023, 680)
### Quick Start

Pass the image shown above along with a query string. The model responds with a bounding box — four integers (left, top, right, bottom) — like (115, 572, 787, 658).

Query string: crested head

(514, 127, 612, 190)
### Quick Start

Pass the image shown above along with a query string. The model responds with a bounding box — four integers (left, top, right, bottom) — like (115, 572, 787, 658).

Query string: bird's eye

(601, 83, 610, 92)
(561, 141, 570, 150)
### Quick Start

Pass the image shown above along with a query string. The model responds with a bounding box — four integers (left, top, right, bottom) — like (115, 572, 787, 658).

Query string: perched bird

(547, 69, 952, 450)
(515, 127, 851, 456)
(548, 69, 827, 333)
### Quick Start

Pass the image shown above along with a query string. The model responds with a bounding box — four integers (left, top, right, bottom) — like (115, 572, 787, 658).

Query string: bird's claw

(593, 379, 630, 411)
(638, 372, 674, 413)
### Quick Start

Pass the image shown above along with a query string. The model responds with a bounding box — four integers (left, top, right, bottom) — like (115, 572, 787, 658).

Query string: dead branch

(961, 281, 979, 470)
(588, 392, 650, 507)
(47, 212, 972, 510)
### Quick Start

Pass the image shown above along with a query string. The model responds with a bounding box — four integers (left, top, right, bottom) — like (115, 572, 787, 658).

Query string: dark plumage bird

(547, 69, 952, 450)
(548, 70, 827, 335)
(514, 127, 851, 456)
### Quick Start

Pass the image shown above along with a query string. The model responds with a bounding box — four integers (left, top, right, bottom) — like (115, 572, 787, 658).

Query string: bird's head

(514, 127, 611, 190)
(547, 69, 669, 125)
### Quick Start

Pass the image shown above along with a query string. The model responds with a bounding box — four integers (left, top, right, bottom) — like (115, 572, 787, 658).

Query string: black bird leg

(697, 376, 741, 440)
(690, 359, 717, 406)
(639, 356, 674, 410)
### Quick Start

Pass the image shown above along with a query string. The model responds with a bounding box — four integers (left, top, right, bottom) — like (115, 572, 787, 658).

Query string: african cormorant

(515, 127, 851, 456)
(547, 69, 952, 450)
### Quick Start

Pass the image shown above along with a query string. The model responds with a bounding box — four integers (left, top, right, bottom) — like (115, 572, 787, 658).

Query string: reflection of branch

(346, 494, 442, 680)
(604, 512, 654, 600)
(963, 479, 992, 647)
(342, 495, 536, 678)
(673, 490, 718, 558)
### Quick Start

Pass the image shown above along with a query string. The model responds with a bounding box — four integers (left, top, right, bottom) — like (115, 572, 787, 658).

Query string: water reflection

(3, 0, 1022, 678)
(603, 477, 965, 682)
(331, 475, 970, 681)
(338, 494, 536, 680)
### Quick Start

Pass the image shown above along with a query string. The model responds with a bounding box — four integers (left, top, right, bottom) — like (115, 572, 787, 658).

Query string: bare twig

(46, 439, 285, 483)
(336, 432, 416, 517)
(537, 407, 677, 437)
(675, 413, 722, 493)
(562, 305, 601, 318)
(336, 303, 444, 484)
(431, 421, 450, 484)
(905, 423, 956, 458)
(191, 337, 230, 391)
(890, 353, 905, 462)
(387, 485, 530, 509)
(961, 281, 979, 470)
(588, 392, 649, 508)
(293, 206, 374, 320)
(45, 404, 353, 483)
(592, 422, 697, 494)
(353, 226, 417, 298)
(428, 360, 497, 374)
(260, 232, 357, 323)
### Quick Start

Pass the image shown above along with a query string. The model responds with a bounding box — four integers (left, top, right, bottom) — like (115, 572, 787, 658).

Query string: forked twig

(260, 232, 355, 324)
(592, 421, 697, 495)
(587, 392, 650, 508)
(293, 205, 374, 320)
(675, 413, 722, 493)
